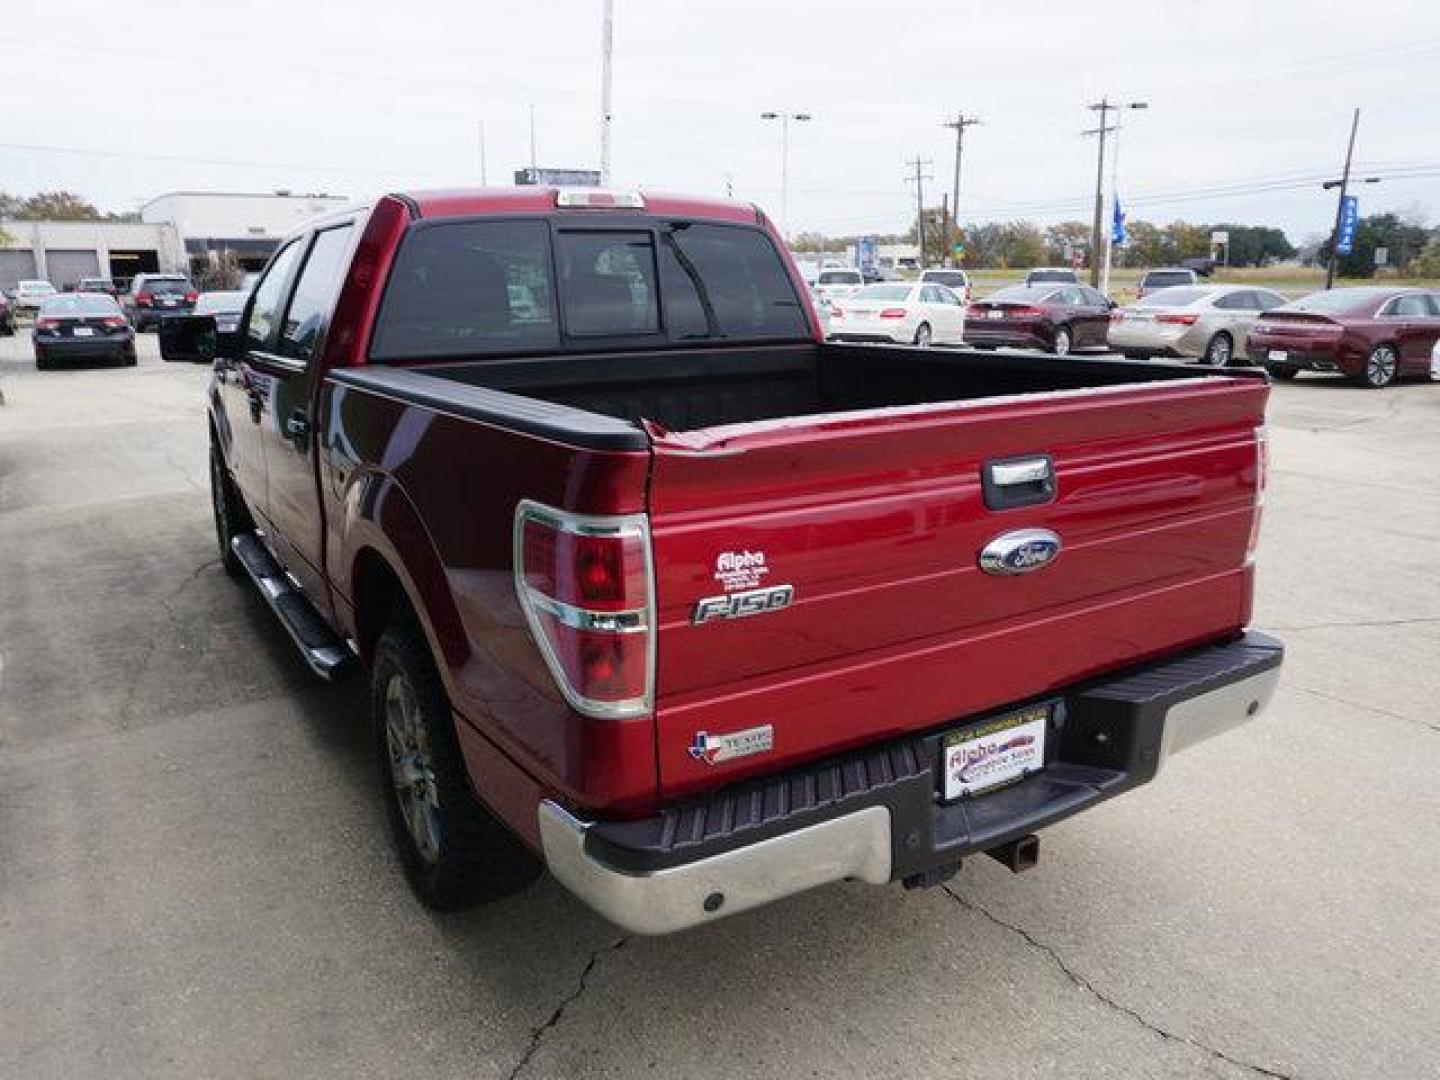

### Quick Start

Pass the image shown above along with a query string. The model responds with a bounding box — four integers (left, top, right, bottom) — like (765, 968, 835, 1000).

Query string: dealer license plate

(941, 704, 1049, 800)
(1267, 349, 1288, 362)
(72, 326, 95, 337)
(987, 309, 1005, 319)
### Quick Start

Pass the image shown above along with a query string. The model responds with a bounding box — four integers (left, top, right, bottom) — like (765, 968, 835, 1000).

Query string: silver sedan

(1108, 284, 1287, 366)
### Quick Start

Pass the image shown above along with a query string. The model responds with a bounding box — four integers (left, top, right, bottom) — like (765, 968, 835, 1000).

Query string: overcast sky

(1, 0, 1435, 242)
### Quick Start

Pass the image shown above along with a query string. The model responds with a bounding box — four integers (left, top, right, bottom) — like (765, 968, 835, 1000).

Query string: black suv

(124, 273, 196, 331)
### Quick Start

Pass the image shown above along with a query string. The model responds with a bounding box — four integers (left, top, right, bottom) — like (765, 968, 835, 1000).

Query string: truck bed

(397, 342, 1246, 436)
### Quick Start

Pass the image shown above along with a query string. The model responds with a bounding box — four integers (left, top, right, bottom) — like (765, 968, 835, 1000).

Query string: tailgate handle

(983, 455, 1055, 510)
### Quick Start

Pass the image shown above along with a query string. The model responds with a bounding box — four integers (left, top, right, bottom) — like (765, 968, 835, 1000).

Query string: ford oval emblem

(978, 528, 1062, 576)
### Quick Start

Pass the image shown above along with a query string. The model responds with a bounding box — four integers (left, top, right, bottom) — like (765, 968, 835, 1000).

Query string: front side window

(370, 220, 559, 361)
(245, 241, 304, 352)
(280, 224, 354, 362)
(556, 230, 658, 337)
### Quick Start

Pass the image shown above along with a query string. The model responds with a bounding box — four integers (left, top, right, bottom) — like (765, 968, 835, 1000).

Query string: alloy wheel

(1053, 328, 1071, 356)
(384, 673, 441, 865)
(1365, 345, 1398, 387)
(1206, 335, 1232, 367)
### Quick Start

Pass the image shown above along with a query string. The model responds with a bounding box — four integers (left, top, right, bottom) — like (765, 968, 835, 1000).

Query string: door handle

(984, 455, 1056, 510)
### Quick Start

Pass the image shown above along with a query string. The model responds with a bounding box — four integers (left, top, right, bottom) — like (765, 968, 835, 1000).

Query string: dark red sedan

(1247, 286, 1440, 388)
(966, 284, 1113, 355)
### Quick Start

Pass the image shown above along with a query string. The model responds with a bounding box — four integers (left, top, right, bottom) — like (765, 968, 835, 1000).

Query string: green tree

(1163, 221, 1210, 261)
(1121, 220, 1168, 266)
(999, 220, 1046, 268)
(1412, 236, 1440, 278)
(1043, 221, 1089, 264)
(1325, 213, 1431, 278)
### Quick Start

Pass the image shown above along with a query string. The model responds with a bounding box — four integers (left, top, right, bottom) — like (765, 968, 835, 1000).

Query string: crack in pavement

(1269, 616, 1440, 633)
(117, 555, 223, 726)
(506, 936, 630, 1080)
(1291, 685, 1438, 734)
(942, 886, 1295, 1080)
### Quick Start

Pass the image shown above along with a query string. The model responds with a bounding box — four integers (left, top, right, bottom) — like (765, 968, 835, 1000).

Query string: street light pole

(1100, 101, 1146, 295)
(599, 0, 614, 185)
(942, 113, 980, 267)
(760, 111, 811, 241)
(1084, 99, 1145, 289)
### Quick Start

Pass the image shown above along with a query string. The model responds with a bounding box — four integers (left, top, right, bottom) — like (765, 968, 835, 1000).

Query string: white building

(0, 219, 184, 291)
(141, 190, 351, 273)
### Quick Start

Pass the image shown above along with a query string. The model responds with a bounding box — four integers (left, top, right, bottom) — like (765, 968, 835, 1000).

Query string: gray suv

(124, 273, 196, 331)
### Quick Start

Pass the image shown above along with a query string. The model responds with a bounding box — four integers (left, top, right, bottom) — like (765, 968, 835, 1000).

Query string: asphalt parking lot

(1, 331, 1436, 1080)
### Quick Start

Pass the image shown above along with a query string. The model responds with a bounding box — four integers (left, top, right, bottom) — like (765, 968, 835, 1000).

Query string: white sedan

(825, 282, 967, 346)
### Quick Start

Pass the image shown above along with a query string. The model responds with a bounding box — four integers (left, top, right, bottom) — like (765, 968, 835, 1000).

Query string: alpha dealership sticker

(713, 550, 769, 591)
(942, 705, 1049, 799)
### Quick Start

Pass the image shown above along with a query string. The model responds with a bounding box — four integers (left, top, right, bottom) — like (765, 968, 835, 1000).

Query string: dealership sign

(1336, 196, 1359, 255)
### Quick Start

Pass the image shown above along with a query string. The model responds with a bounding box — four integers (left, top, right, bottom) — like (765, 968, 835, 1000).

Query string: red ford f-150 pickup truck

(163, 186, 1283, 934)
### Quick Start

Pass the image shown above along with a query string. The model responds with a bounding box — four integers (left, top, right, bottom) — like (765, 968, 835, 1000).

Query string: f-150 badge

(692, 584, 794, 624)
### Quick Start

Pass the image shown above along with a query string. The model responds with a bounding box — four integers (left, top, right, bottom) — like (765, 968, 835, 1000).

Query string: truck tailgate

(646, 377, 1267, 799)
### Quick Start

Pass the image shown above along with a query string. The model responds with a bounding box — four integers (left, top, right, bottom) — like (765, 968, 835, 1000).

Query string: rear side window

(657, 224, 806, 340)
(1384, 294, 1433, 318)
(371, 220, 559, 360)
(555, 230, 659, 336)
(280, 224, 354, 361)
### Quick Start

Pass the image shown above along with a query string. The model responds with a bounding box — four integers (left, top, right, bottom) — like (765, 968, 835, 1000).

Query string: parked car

(1246, 286, 1440, 388)
(919, 268, 972, 303)
(1136, 267, 1200, 299)
(163, 186, 1280, 935)
(77, 277, 120, 297)
(193, 290, 249, 334)
(124, 273, 198, 331)
(1109, 285, 1288, 365)
(966, 283, 1112, 354)
(13, 279, 58, 314)
(32, 292, 136, 369)
(827, 282, 966, 346)
(1024, 267, 1079, 286)
(0, 293, 15, 335)
(813, 268, 865, 303)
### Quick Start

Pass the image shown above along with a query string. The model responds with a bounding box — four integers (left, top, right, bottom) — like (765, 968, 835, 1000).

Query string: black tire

(913, 322, 932, 347)
(0, 317, 13, 336)
(1203, 333, 1233, 367)
(34, 348, 50, 371)
(1358, 343, 1399, 388)
(124, 344, 138, 367)
(372, 622, 541, 910)
(1051, 325, 1073, 356)
(1266, 366, 1299, 381)
(210, 441, 252, 577)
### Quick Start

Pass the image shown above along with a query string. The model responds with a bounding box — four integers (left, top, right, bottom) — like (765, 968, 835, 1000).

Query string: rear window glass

(990, 285, 1054, 303)
(195, 291, 247, 314)
(1142, 271, 1194, 288)
(818, 271, 862, 284)
(1026, 270, 1074, 283)
(371, 218, 807, 360)
(1136, 287, 1207, 307)
(371, 220, 560, 360)
(852, 285, 912, 302)
(145, 278, 189, 295)
(1286, 288, 1387, 314)
(921, 271, 967, 287)
(39, 294, 118, 316)
(657, 224, 808, 340)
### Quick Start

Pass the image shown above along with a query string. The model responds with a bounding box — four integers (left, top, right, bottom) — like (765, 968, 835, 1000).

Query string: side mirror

(158, 314, 235, 363)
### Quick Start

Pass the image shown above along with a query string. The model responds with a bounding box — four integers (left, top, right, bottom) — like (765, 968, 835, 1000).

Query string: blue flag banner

(1336, 195, 1359, 255)
(1111, 195, 1128, 246)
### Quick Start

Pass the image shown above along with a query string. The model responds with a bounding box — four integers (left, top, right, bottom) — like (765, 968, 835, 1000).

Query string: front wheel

(372, 623, 541, 910)
(913, 322, 932, 348)
(1051, 326, 1072, 356)
(1203, 333, 1233, 367)
(1359, 344, 1398, 388)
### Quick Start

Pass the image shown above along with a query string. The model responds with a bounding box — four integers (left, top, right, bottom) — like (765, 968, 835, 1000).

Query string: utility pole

(1099, 101, 1146, 295)
(1324, 108, 1362, 290)
(599, 0, 614, 185)
(905, 155, 934, 269)
(529, 104, 538, 173)
(1083, 99, 1145, 288)
(941, 113, 980, 267)
(760, 111, 812, 241)
(477, 120, 488, 185)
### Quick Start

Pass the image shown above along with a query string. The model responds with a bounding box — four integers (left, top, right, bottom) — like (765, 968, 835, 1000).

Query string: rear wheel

(34, 348, 50, 371)
(1203, 333, 1233, 367)
(1359, 344, 1398, 388)
(913, 322, 932, 348)
(124, 344, 138, 367)
(372, 623, 541, 910)
(1051, 326, 1072, 356)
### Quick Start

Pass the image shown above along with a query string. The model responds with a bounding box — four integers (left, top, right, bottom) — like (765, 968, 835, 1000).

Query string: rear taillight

(513, 500, 654, 718)
(829, 307, 844, 319)
(103, 316, 127, 329)
(965, 286, 972, 302)
(1157, 313, 1199, 325)
(1009, 305, 1044, 318)
(184, 291, 198, 303)
(136, 291, 153, 306)
(1245, 426, 1267, 568)
(878, 308, 908, 319)
(35, 317, 59, 331)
